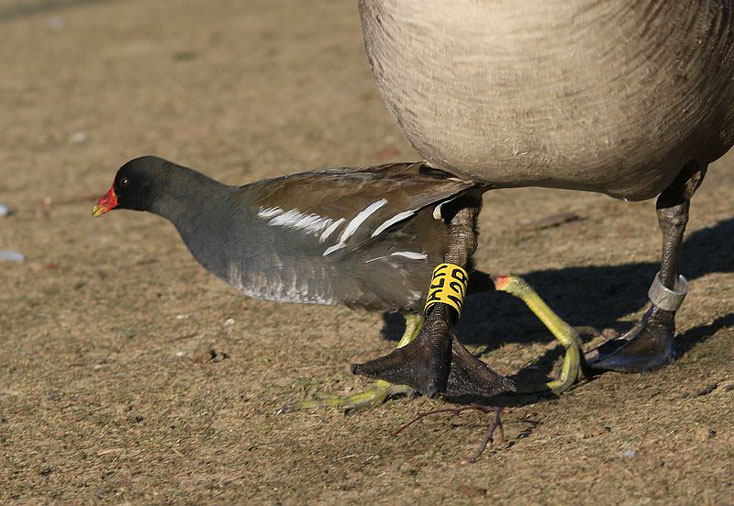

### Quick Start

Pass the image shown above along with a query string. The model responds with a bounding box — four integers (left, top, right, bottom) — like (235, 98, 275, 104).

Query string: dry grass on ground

(1, 1, 732, 503)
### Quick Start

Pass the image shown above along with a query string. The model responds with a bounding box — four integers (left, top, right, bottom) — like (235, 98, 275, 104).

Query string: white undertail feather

(433, 197, 459, 220)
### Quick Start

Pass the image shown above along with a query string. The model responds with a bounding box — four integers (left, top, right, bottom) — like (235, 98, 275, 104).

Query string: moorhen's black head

(93, 156, 175, 216)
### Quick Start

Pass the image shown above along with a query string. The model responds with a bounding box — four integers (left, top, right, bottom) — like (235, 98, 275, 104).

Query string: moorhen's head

(93, 156, 173, 216)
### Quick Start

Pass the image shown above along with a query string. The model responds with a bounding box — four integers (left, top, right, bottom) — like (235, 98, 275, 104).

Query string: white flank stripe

(390, 251, 428, 260)
(371, 210, 416, 238)
(339, 199, 388, 243)
(257, 206, 283, 219)
(266, 208, 334, 237)
(323, 199, 388, 256)
(319, 218, 345, 243)
(323, 243, 347, 256)
(364, 255, 387, 264)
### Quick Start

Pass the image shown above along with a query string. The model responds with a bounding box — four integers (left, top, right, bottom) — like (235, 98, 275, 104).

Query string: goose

(351, 0, 734, 397)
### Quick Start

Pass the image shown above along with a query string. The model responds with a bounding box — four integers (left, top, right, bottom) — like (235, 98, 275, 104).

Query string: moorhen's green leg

(494, 276, 585, 393)
(585, 162, 707, 371)
(351, 201, 516, 399)
(277, 313, 423, 414)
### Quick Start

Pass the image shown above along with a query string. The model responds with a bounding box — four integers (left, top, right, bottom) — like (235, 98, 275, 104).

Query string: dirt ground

(1, 0, 732, 504)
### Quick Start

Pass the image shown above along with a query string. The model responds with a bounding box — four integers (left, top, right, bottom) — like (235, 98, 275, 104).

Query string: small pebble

(618, 449, 636, 458)
(0, 250, 24, 262)
(694, 427, 716, 442)
(223, 318, 235, 327)
(175, 314, 190, 320)
(68, 131, 88, 144)
(46, 16, 65, 30)
(0, 204, 9, 217)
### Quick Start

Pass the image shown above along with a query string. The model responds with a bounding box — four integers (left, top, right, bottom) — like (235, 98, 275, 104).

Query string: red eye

(118, 177, 130, 189)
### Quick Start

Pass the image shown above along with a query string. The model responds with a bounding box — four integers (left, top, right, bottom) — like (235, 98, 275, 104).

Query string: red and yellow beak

(92, 186, 118, 217)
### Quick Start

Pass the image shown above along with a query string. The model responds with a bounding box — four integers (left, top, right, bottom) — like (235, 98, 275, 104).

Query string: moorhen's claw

(585, 306, 675, 373)
(351, 305, 515, 399)
(278, 314, 425, 414)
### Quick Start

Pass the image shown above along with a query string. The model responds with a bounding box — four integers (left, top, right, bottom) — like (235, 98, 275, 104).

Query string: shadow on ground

(381, 217, 734, 404)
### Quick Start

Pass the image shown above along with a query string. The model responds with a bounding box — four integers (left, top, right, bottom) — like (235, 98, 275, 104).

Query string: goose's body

(351, 0, 733, 395)
(359, 0, 734, 200)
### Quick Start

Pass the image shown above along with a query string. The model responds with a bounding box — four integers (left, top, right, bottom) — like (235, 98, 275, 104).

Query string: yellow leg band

(424, 263, 469, 317)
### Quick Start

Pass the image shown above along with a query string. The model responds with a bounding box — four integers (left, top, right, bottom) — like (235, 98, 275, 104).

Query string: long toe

(277, 380, 415, 415)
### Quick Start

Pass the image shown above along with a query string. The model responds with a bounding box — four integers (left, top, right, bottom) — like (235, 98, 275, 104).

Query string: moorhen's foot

(585, 305, 676, 373)
(276, 313, 425, 415)
(351, 305, 515, 399)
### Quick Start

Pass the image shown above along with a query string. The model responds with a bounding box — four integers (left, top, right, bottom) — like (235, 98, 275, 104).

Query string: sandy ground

(1, 0, 732, 504)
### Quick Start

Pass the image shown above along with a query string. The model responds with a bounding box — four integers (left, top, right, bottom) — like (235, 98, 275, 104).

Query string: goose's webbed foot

(584, 307, 676, 372)
(587, 161, 700, 373)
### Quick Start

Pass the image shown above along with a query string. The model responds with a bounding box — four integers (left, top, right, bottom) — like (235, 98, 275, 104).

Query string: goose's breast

(360, 0, 734, 200)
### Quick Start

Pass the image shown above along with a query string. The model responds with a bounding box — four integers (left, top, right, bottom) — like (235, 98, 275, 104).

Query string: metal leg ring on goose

(584, 162, 703, 373)
(584, 272, 689, 373)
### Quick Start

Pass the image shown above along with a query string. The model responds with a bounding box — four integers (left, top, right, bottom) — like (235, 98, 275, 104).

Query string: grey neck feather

(148, 165, 227, 227)
(148, 167, 249, 284)
(147, 169, 339, 305)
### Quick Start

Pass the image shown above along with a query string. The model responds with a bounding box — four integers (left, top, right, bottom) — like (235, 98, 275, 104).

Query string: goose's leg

(585, 162, 707, 371)
(277, 313, 422, 414)
(351, 201, 516, 399)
